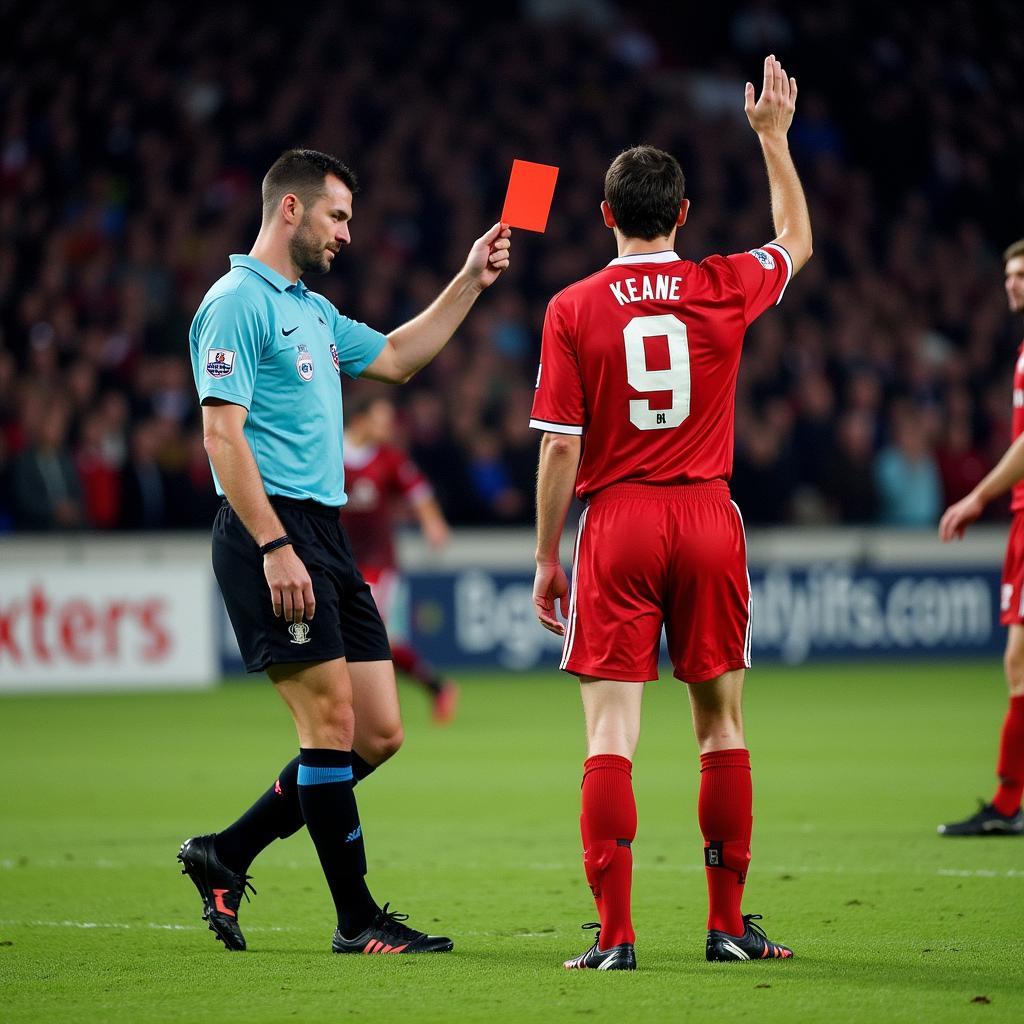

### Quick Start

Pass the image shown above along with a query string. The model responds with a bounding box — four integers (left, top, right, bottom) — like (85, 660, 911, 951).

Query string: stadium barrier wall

(0, 526, 1010, 691)
(0, 542, 217, 693)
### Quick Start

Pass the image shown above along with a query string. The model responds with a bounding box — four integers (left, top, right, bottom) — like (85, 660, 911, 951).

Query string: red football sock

(992, 695, 1024, 817)
(698, 748, 752, 937)
(391, 642, 443, 692)
(580, 754, 637, 948)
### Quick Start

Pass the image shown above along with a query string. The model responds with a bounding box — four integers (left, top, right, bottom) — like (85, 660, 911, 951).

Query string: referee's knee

(364, 724, 404, 764)
(304, 699, 356, 750)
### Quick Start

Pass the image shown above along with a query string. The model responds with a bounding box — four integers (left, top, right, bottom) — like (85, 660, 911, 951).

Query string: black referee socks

(297, 747, 379, 937)
(214, 756, 305, 873)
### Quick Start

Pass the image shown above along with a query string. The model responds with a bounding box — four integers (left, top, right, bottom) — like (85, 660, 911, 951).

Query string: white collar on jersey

(607, 250, 681, 266)
(343, 439, 380, 469)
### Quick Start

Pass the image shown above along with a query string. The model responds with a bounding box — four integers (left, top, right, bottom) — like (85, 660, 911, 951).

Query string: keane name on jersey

(608, 274, 683, 306)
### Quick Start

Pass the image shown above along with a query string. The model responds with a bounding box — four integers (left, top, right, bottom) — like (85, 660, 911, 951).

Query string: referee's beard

(290, 215, 334, 276)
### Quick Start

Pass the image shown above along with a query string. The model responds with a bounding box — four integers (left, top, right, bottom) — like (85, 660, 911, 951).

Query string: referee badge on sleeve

(205, 348, 236, 378)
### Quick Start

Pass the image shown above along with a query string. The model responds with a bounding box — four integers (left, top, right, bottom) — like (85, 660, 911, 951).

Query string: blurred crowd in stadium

(1, 0, 1022, 532)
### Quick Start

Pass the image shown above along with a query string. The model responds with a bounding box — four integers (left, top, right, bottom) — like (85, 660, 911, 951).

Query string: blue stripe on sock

(297, 764, 354, 786)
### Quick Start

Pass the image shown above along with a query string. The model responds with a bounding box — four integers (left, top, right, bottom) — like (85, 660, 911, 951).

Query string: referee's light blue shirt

(189, 254, 386, 507)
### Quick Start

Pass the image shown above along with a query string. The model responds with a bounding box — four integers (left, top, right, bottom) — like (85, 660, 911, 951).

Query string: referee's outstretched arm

(360, 221, 512, 384)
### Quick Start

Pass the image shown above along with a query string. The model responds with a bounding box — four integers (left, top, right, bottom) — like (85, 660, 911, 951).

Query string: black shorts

(213, 497, 391, 673)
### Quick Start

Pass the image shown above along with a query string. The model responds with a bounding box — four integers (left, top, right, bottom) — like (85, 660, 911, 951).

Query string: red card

(501, 159, 559, 233)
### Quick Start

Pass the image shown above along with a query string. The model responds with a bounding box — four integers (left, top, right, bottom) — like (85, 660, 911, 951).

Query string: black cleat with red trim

(331, 903, 453, 955)
(706, 914, 793, 961)
(178, 833, 255, 951)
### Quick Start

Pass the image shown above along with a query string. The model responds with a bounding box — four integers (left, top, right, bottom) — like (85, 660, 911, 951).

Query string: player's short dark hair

(604, 145, 686, 242)
(262, 149, 358, 221)
(347, 392, 391, 421)
(1004, 239, 1024, 264)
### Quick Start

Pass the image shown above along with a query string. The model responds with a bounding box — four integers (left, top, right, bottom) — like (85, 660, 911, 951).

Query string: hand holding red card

(501, 160, 560, 233)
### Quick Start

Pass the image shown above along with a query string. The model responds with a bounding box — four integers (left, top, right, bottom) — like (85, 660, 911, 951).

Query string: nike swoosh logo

(282, 326, 299, 336)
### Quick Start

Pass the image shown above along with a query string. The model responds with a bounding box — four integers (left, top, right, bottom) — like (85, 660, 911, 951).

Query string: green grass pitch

(2, 662, 1022, 1023)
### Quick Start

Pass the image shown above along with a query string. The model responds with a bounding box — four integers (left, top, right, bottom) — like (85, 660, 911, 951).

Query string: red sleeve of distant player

(723, 243, 794, 324)
(388, 447, 432, 504)
(529, 296, 584, 435)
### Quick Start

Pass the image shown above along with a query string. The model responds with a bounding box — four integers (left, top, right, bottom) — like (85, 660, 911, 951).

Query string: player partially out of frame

(341, 395, 459, 723)
(179, 148, 510, 956)
(936, 239, 1024, 837)
(531, 56, 812, 969)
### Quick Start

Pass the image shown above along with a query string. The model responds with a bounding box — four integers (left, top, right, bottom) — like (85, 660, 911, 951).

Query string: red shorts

(560, 481, 751, 683)
(1000, 513, 1024, 626)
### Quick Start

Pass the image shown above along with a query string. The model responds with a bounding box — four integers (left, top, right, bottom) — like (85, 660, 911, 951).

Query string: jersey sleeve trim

(529, 418, 584, 435)
(763, 242, 794, 304)
(342, 331, 386, 378)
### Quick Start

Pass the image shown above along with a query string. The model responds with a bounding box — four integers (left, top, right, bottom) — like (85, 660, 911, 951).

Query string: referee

(178, 148, 511, 955)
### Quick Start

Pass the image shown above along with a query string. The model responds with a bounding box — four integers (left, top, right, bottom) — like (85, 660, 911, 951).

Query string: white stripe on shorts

(730, 500, 753, 668)
(560, 506, 589, 671)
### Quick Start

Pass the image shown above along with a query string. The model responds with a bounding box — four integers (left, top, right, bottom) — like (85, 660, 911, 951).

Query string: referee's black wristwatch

(259, 535, 293, 556)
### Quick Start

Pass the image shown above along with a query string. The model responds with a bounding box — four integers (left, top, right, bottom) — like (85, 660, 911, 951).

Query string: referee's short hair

(262, 149, 358, 220)
(1005, 238, 1024, 265)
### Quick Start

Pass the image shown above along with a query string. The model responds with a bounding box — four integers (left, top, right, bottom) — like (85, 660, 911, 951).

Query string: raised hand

(745, 54, 797, 139)
(463, 222, 512, 290)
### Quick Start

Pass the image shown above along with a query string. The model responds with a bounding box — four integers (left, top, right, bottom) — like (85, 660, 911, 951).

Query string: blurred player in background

(342, 394, 459, 723)
(179, 147, 510, 956)
(531, 57, 811, 969)
(936, 238, 1024, 836)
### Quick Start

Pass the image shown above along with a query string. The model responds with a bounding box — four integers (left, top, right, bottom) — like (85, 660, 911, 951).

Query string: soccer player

(936, 238, 1024, 837)
(179, 149, 510, 953)
(531, 56, 812, 968)
(342, 394, 459, 723)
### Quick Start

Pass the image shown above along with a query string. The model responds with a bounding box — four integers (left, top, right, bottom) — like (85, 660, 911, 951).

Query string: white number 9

(624, 314, 690, 430)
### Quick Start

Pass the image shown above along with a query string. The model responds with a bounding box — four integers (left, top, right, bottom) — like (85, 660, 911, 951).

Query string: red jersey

(1012, 341, 1024, 513)
(341, 442, 431, 570)
(529, 245, 793, 499)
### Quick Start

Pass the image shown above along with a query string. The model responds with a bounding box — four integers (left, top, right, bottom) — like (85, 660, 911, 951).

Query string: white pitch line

(0, 920, 532, 938)
(525, 862, 1024, 879)
(937, 868, 1024, 878)
(0, 858, 319, 871)
(4, 860, 1020, 881)
(1, 858, 126, 870)
(0, 919, 291, 932)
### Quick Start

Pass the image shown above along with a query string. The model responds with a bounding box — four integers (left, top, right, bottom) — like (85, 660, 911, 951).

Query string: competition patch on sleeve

(205, 348, 236, 378)
(749, 248, 776, 271)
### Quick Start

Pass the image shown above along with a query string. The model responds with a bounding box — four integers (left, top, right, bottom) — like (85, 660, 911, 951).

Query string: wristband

(259, 535, 293, 556)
